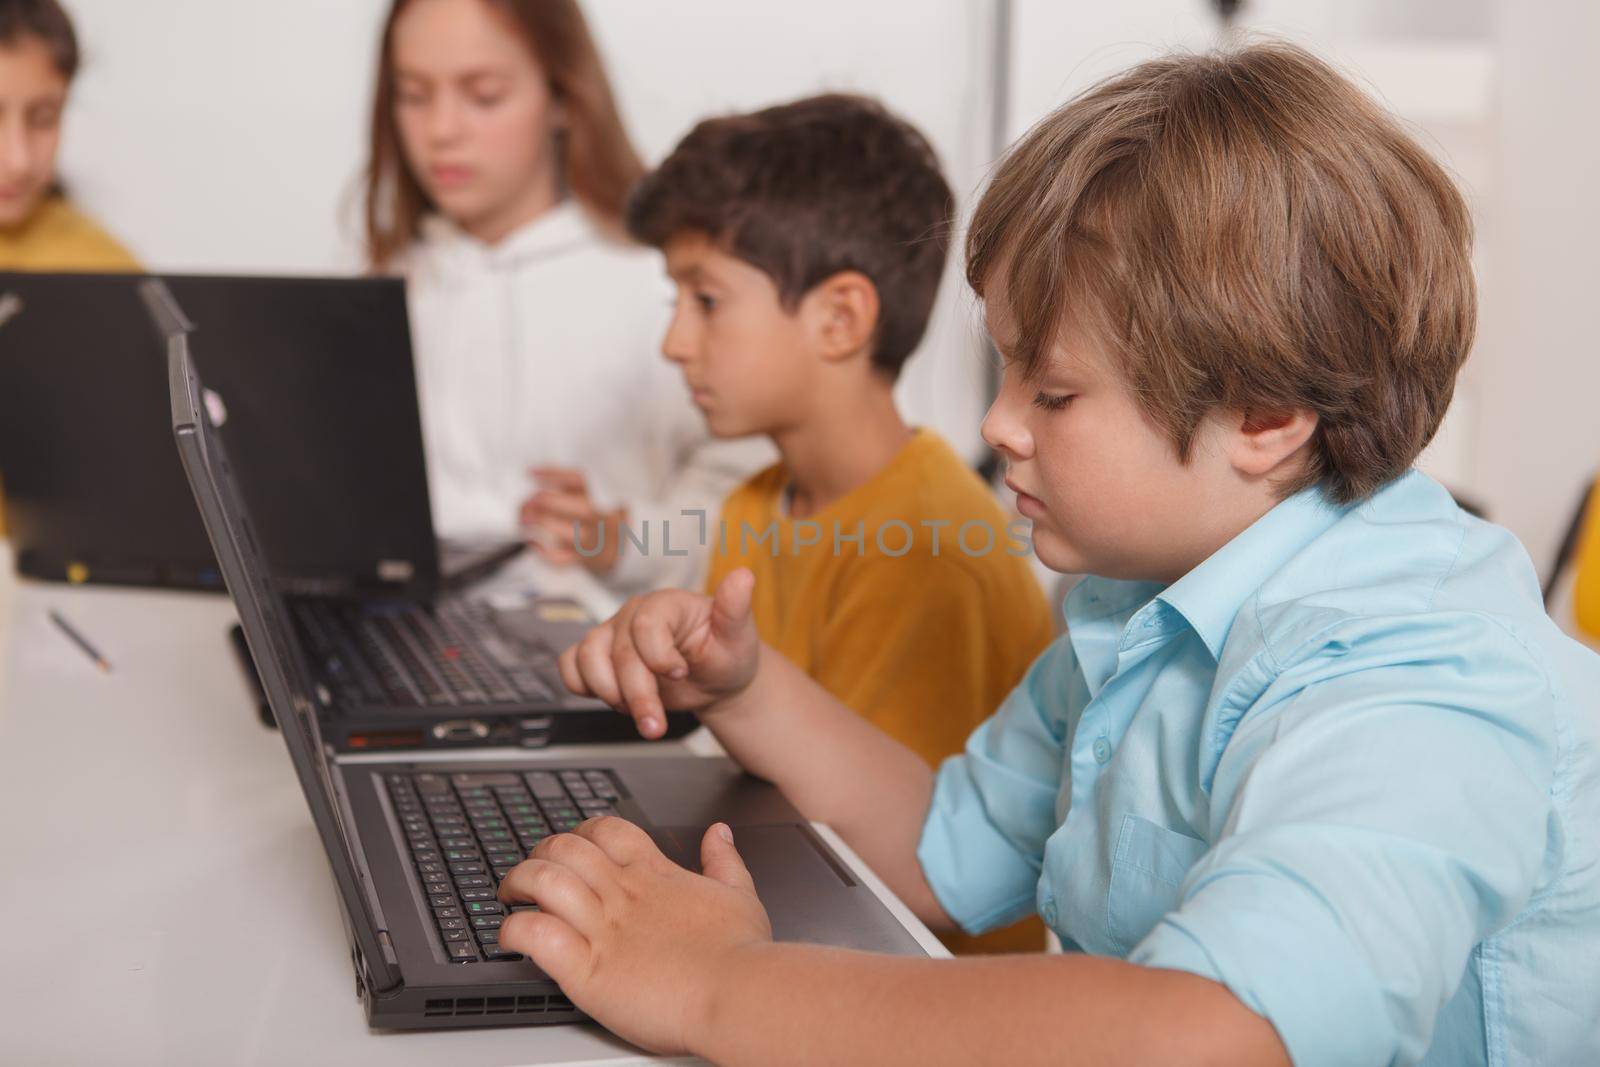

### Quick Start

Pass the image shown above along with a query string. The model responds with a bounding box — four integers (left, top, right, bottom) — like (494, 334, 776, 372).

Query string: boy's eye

(695, 293, 718, 313)
(1032, 392, 1073, 411)
(470, 93, 505, 109)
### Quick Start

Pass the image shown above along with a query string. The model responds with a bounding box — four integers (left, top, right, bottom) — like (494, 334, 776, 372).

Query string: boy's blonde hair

(968, 41, 1475, 503)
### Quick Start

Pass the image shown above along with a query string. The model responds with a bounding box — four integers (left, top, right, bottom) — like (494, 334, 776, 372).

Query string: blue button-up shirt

(918, 471, 1600, 1066)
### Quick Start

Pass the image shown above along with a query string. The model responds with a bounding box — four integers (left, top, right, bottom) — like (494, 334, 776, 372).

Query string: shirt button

(1041, 898, 1059, 927)
(1092, 737, 1112, 764)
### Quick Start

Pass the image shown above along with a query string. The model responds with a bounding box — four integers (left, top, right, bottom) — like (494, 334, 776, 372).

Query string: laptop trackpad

(651, 824, 850, 890)
(650, 824, 924, 954)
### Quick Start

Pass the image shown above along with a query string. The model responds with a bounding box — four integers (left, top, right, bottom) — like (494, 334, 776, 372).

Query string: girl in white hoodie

(362, 0, 766, 591)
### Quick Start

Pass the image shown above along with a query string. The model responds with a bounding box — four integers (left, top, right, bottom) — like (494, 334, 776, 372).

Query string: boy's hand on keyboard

(558, 568, 761, 739)
(497, 816, 772, 1056)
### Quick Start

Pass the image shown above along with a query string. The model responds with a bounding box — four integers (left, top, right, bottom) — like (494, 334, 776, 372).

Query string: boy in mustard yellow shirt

(623, 94, 1054, 953)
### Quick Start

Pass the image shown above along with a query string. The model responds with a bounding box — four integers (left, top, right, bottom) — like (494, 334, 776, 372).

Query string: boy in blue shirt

(498, 42, 1600, 1065)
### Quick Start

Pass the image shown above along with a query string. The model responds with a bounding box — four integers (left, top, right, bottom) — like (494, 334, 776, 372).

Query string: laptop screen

(0, 271, 440, 596)
(165, 320, 400, 991)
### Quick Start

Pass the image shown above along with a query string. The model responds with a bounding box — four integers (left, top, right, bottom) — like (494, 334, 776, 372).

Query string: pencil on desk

(48, 610, 112, 673)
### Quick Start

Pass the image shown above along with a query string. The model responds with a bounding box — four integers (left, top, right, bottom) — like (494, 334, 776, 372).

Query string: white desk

(0, 558, 944, 1065)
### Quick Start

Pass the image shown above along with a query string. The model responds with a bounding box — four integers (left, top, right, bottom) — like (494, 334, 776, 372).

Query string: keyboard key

(441, 928, 469, 942)
(449, 862, 485, 875)
(524, 772, 566, 801)
(434, 907, 462, 920)
(443, 849, 480, 862)
(475, 927, 499, 945)
(453, 875, 491, 889)
(447, 941, 477, 962)
(483, 946, 522, 961)
(471, 915, 503, 929)
(465, 901, 503, 916)
(454, 773, 522, 787)
(423, 871, 449, 886)
(461, 889, 495, 902)
(417, 862, 444, 875)
(440, 918, 466, 931)
(429, 893, 455, 908)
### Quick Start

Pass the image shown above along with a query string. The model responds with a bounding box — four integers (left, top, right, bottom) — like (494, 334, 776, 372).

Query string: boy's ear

(1229, 407, 1319, 478)
(802, 270, 880, 363)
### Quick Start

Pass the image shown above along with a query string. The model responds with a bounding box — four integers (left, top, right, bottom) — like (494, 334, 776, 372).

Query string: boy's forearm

(693, 944, 1290, 1067)
(701, 645, 952, 928)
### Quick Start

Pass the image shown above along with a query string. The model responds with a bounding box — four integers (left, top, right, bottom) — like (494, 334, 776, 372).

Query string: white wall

(1477, 0, 1600, 577)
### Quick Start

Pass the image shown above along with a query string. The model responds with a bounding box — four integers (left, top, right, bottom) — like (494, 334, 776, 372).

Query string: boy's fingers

(612, 638, 668, 736)
(699, 823, 758, 896)
(557, 645, 592, 697)
(572, 815, 656, 867)
(497, 858, 604, 931)
(631, 603, 692, 680)
(709, 568, 756, 643)
(574, 628, 624, 707)
(498, 908, 591, 990)
(529, 831, 625, 904)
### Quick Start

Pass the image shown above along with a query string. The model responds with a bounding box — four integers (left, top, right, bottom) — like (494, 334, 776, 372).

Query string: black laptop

(1, 271, 686, 748)
(167, 324, 928, 1030)
(0, 270, 470, 594)
(146, 277, 696, 751)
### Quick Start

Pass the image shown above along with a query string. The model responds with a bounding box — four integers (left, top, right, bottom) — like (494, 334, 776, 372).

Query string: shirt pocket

(1105, 813, 1210, 956)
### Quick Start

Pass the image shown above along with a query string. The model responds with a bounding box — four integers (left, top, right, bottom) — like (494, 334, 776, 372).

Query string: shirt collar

(1155, 484, 1350, 660)
(418, 198, 599, 268)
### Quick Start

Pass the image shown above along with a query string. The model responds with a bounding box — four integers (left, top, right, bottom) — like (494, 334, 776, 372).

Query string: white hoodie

(403, 201, 771, 591)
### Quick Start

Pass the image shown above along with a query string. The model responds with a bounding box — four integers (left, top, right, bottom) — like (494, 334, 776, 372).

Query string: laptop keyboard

(296, 599, 560, 708)
(385, 769, 624, 963)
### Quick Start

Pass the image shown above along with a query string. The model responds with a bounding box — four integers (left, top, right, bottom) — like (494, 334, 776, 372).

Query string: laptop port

(346, 729, 424, 749)
(432, 719, 490, 743)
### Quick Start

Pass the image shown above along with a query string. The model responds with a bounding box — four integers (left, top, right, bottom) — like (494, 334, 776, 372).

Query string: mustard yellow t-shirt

(0, 195, 138, 272)
(1573, 480, 1600, 643)
(706, 430, 1056, 954)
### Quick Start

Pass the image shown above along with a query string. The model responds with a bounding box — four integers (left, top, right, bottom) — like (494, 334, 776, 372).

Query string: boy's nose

(660, 314, 695, 365)
(981, 393, 1033, 460)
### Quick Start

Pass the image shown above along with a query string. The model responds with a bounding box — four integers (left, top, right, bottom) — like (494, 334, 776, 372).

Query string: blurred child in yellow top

(0, 0, 136, 271)
(0, 0, 137, 532)
(623, 95, 1055, 954)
